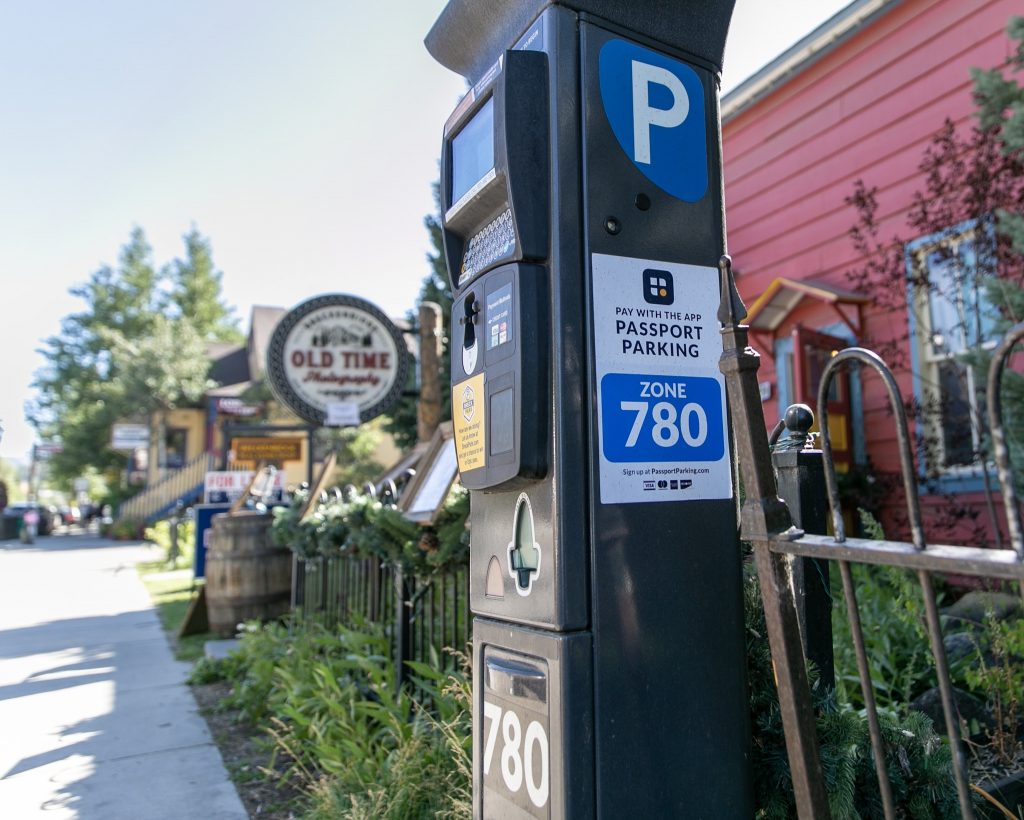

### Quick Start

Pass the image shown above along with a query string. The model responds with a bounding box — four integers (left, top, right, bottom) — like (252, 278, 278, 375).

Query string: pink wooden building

(722, 0, 1020, 543)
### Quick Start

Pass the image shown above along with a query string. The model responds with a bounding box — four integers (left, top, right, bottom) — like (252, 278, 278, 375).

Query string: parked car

(57, 505, 81, 526)
(3, 502, 56, 536)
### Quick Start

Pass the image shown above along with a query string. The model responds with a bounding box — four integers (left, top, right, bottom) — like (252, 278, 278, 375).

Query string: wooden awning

(745, 277, 868, 338)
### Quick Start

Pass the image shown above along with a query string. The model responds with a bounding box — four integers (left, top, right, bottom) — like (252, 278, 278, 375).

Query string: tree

(973, 16, 1024, 256)
(317, 420, 387, 489)
(845, 17, 1024, 544)
(166, 227, 243, 343)
(971, 15, 1024, 501)
(31, 226, 238, 493)
(31, 227, 162, 490)
(0, 459, 22, 506)
(385, 183, 454, 450)
(101, 314, 214, 477)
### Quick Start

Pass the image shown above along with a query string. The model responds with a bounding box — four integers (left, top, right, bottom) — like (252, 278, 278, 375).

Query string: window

(910, 232, 998, 472)
(163, 428, 188, 470)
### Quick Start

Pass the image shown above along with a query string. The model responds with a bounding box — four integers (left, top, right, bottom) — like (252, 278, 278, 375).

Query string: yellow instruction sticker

(453, 373, 486, 473)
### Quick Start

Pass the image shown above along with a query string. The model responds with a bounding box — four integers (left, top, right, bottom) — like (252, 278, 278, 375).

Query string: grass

(137, 559, 215, 661)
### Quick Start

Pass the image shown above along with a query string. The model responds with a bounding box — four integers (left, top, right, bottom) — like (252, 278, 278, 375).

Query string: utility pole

(417, 301, 443, 443)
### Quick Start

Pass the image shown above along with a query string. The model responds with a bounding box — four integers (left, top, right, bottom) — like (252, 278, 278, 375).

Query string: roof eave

(722, 0, 904, 123)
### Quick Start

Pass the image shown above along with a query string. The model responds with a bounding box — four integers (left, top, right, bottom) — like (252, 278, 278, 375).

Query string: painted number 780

(620, 400, 708, 448)
(482, 700, 549, 808)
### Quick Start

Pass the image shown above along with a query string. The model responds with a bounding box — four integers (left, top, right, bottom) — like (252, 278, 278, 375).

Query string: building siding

(722, 0, 1018, 540)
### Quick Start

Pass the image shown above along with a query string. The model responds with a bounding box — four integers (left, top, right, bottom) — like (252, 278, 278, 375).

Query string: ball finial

(784, 404, 814, 436)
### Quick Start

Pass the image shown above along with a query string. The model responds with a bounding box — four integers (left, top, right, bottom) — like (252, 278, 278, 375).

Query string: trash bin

(1, 516, 19, 540)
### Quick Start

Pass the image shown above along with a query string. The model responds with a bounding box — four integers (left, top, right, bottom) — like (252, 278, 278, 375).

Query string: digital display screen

(451, 97, 494, 206)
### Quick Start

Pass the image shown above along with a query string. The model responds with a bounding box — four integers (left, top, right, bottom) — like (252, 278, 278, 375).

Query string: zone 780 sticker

(600, 373, 725, 463)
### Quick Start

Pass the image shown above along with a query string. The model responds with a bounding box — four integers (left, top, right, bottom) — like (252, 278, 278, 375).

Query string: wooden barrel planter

(205, 511, 292, 637)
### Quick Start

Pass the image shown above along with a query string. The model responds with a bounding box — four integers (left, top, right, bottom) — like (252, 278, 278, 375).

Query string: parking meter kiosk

(429, 1, 752, 816)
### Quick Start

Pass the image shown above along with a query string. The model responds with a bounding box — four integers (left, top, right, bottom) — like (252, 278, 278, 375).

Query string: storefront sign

(265, 294, 409, 426)
(34, 442, 64, 459)
(204, 470, 286, 504)
(111, 424, 150, 450)
(216, 398, 261, 416)
(230, 437, 303, 463)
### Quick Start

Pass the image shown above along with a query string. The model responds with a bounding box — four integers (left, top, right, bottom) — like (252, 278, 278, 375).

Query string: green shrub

(197, 615, 472, 819)
(961, 612, 1024, 764)
(270, 487, 470, 576)
(828, 510, 950, 714)
(102, 518, 145, 540)
(144, 518, 196, 567)
(831, 562, 939, 712)
(198, 501, 980, 818)
(188, 653, 245, 685)
(746, 571, 967, 819)
(304, 662, 472, 820)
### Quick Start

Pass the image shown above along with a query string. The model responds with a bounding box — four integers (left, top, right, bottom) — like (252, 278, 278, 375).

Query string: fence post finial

(717, 255, 800, 541)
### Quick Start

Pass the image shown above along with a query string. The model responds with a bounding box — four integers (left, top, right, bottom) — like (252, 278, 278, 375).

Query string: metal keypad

(460, 209, 515, 285)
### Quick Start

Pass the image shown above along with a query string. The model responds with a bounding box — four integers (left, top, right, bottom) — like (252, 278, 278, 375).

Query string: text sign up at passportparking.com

(600, 374, 724, 463)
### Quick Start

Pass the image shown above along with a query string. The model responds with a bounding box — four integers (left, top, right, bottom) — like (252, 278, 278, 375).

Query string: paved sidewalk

(0, 534, 247, 819)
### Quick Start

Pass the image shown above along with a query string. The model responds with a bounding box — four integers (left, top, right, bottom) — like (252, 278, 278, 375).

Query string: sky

(0, 0, 852, 465)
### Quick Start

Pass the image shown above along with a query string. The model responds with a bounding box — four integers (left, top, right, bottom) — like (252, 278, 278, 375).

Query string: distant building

(121, 304, 403, 522)
(142, 305, 292, 488)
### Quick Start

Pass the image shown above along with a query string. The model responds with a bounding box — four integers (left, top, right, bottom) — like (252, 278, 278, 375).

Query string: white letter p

(631, 61, 688, 165)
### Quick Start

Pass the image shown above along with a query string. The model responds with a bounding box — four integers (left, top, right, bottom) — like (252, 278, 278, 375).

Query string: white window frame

(908, 228, 997, 475)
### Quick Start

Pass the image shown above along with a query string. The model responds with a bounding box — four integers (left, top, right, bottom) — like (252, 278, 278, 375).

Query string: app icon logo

(643, 269, 674, 305)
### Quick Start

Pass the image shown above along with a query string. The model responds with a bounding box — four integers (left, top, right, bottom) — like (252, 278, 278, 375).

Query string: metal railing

(117, 452, 216, 523)
(719, 254, 1024, 819)
(293, 553, 471, 690)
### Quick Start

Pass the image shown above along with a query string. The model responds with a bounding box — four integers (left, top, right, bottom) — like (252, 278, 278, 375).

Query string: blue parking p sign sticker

(592, 253, 731, 504)
(599, 39, 708, 202)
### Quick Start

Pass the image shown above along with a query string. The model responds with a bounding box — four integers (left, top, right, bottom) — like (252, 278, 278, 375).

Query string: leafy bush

(202, 500, 987, 818)
(271, 486, 469, 577)
(961, 612, 1024, 764)
(831, 562, 939, 712)
(197, 615, 471, 819)
(746, 572, 967, 819)
(101, 518, 145, 540)
(144, 517, 195, 567)
(188, 651, 246, 685)
(828, 510, 951, 714)
(304, 660, 471, 820)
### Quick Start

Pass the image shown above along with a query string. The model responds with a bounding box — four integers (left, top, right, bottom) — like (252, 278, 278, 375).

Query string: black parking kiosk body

(427, 2, 752, 816)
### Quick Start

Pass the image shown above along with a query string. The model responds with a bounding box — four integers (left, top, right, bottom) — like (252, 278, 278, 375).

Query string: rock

(943, 631, 983, 666)
(910, 686, 992, 736)
(942, 591, 1022, 625)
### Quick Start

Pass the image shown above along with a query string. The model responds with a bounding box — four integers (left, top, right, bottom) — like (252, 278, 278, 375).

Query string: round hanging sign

(265, 294, 410, 426)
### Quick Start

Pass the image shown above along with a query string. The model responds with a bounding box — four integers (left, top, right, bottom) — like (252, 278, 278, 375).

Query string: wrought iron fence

(719, 254, 1024, 819)
(293, 553, 471, 689)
